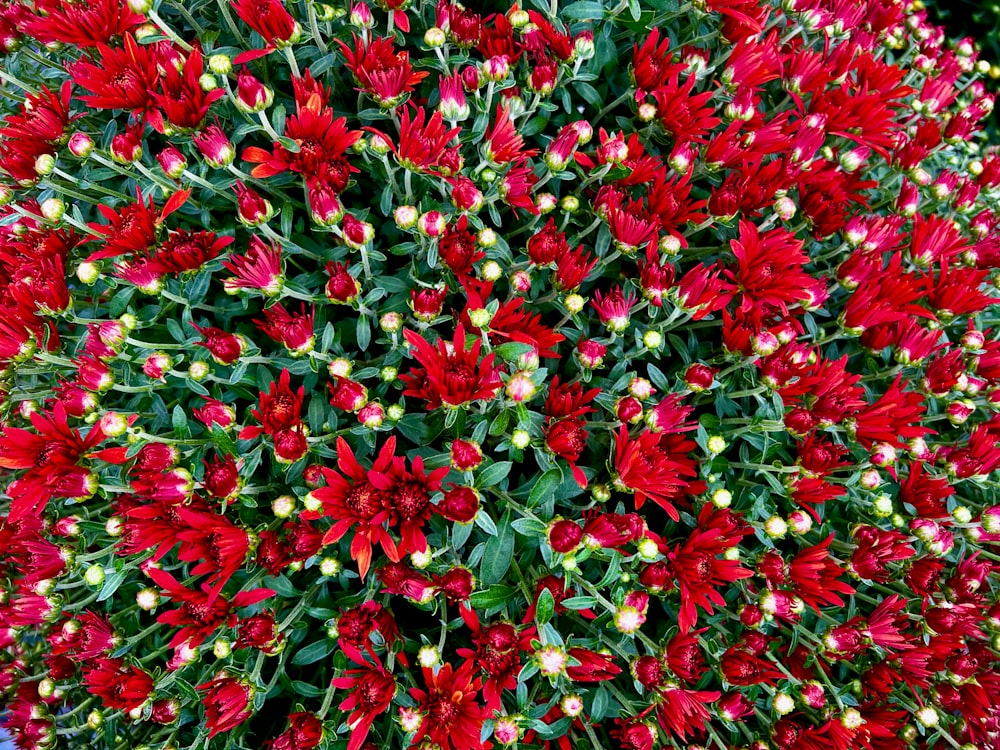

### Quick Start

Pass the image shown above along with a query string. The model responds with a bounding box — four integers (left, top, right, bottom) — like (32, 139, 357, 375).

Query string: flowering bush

(1, 0, 1000, 748)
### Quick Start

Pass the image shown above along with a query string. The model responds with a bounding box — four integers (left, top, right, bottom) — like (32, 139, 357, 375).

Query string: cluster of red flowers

(1, 0, 1000, 748)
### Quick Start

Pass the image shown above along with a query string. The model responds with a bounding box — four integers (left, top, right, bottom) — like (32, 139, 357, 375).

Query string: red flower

(614, 427, 700, 520)
(566, 647, 621, 682)
(485, 105, 538, 164)
(198, 676, 254, 738)
(461, 279, 565, 359)
(372, 452, 448, 558)
(653, 685, 720, 741)
(69, 34, 161, 116)
(632, 29, 686, 100)
(654, 73, 720, 146)
(175, 507, 252, 603)
(592, 286, 637, 333)
(0, 82, 75, 150)
(787, 535, 856, 611)
(400, 326, 503, 410)
(265, 712, 325, 750)
(337, 35, 429, 107)
(152, 46, 224, 132)
(332, 664, 396, 750)
(725, 219, 821, 313)
(438, 216, 484, 277)
(148, 229, 234, 275)
(193, 324, 244, 365)
(371, 107, 461, 173)
(240, 368, 305, 439)
(313, 436, 399, 579)
(409, 661, 486, 750)
(243, 88, 361, 185)
(200, 452, 239, 498)
(255, 302, 315, 355)
(457, 605, 536, 711)
(223, 236, 284, 296)
(0, 404, 114, 521)
(83, 658, 154, 713)
(22, 0, 144, 47)
(86, 188, 191, 263)
(668, 505, 753, 632)
(148, 568, 274, 648)
(231, 0, 299, 46)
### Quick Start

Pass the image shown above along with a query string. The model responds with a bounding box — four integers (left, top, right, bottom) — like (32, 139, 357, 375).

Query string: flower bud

(208, 54, 232, 75)
(450, 440, 483, 471)
(547, 519, 583, 553)
(157, 146, 188, 179)
(40, 197, 65, 222)
(68, 132, 94, 158)
(506, 371, 536, 402)
(236, 72, 273, 112)
(111, 130, 142, 163)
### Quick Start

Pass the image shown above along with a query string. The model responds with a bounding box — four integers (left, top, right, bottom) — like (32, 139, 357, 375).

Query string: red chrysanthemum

(400, 326, 503, 410)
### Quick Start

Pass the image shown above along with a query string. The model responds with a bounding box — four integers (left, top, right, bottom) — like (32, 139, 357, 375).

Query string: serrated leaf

(480, 511, 515, 585)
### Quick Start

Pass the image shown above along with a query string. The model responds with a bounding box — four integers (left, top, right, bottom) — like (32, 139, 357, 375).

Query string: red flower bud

(234, 181, 272, 226)
(325, 262, 360, 304)
(435, 567, 474, 602)
(576, 339, 606, 369)
(631, 655, 664, 689)
(438, 486, 480, 523)
(616, 396, 643, 424)
(157, 146, 188, 178)
(203, 454, 240, 499)
(274, 428, 308, 464)
(450, 440, 483, 471)
(684, 363, 716, 392)
(547, 519, 583, 553)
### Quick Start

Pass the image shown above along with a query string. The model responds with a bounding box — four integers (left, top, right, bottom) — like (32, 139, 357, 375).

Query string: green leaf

(511, 517, 547, 536)
(535, 588, 555, 625)
(172, 404, 188, 438)
(211, 424, 237, 456)
(262, 574, 298, 597)
(494, 342, 535, 362)
(308, 397, 327, 434)
(97, 569, 127, 602)
(480, 511, 515, 585)
(477, 461, 512, 488)
(291, 640, 334, 665)
(469, 584, 517, 609)
(357, 314, 371, 351)
(528, 468, 562, 508)
(562, 1, 604, 19)
(291, 680, 324, 697)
